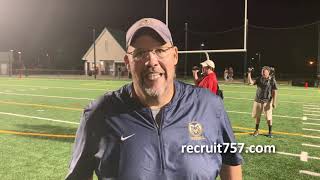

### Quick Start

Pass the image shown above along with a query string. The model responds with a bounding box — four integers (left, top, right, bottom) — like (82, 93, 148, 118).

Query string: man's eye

(134, 50, 146, 57)
(155, 49, 165, 54)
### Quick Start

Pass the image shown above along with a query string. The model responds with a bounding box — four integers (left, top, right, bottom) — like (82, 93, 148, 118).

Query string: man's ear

(173, 46, 178, 65)
(124, 55, 131, 72)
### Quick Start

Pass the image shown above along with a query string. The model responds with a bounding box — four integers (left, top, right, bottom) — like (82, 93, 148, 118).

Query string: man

(66, 18, 242, 180)
(247, 67, 254, 85)
(228, 67, 234, 81)
(252, 66, 278, 138)
(192, 59, 218, 94)
(224, 67, 229, 81)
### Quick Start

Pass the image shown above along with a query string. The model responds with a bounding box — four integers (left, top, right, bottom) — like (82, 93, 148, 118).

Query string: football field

(0, 77, 319, 179)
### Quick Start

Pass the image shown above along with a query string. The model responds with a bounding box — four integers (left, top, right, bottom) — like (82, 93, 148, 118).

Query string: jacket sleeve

(65, 97, 106, 180)
(218, 99, 243, 166)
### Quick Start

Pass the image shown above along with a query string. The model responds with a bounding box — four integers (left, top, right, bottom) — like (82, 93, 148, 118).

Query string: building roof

(82, 27, 126, 62)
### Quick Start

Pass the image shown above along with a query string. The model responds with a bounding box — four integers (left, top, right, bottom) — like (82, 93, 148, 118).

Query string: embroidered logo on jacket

(188, 121, 205, 140)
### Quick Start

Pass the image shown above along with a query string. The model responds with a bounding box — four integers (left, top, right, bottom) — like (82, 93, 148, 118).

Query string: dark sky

(0, 0, 319, 76)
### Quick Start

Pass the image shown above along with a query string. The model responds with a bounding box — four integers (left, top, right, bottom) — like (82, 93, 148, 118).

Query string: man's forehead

(130, 27, 165, 47)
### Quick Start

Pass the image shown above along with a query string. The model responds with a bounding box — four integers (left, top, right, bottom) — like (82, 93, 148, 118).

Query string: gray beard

(143, 85, 165, 97)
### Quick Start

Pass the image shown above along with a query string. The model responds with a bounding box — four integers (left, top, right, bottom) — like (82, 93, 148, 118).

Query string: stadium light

(8, 50, 14, 76)
(308, 61, 315, 65)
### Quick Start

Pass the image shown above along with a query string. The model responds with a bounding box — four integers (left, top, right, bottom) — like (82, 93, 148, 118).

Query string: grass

(0, 76, 319, 179)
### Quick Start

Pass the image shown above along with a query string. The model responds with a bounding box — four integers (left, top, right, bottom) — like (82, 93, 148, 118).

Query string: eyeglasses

(127, 46, 174, 61)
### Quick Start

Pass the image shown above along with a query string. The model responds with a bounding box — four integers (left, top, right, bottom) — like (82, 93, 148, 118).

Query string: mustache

(142, 70, 165, 76)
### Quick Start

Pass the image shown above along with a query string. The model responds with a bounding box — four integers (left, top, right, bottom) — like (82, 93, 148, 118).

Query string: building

(0, 51, 13, 75)
(82, 27, 127, 76)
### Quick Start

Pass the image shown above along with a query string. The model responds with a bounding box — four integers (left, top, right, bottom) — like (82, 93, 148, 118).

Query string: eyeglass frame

(126, 46, 175, 61)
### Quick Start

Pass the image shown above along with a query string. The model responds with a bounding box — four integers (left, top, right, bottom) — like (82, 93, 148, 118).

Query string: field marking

(302, 143, 320, 148)
(233, 126, 303, 137)
(0, 91, 94, 101)
(303, 117, 320, 121)
(276, 151, 300, 157)
(234, 126, 320, 139)
(0, 111, 79, 125)
(303, 104, 320, 108)
(0, 84, 107, 91)
(303, 107, 320, 110)
(220, 84, 320, 92)
(277, 151, 320, 161)
(303, 122, 320, 126)
(0, 129, 75, 138)
(303, 109, 320, 113)
(304, 113, 320, 117)
(225, 96, 317, 105)
(234, 132, 251, 135)
(302, 128, 320, 132)
(0, 100, 83, 111)
(302, 135, 320, 139)
(224, 90, 320, 98)
(300, 151, 308, 162)
(299, 170, 320, 177)
(227, 110, 302, 120)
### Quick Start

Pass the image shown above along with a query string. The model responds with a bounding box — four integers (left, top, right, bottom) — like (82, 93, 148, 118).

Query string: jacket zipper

(150, 108, 165, 173)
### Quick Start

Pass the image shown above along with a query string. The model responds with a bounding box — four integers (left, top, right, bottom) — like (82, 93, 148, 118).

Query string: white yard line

(227, 110, 302, 120)
(220, 84, 320, 92)
(277, 151, 320, 161)
(224, 90, 319, 98)
(0, 84, 106, 91)
(304, 113, 320, 117)
(303, 122, 320, 126)
(303, 109, 320, 114)
(303, 107, 320, 110)
(302, 128, 320, 132)
(225, 96, 317, 105)
(302, 143, 320, 148)
(303, 117, 320, 121)
(302, 135, 320, 139)
(299, 170, 320, 177)
(0, 92, 94, 101)
(277, 151, 300, 157)
(303, 104, 320, 108)
(0, 111, 79, 125)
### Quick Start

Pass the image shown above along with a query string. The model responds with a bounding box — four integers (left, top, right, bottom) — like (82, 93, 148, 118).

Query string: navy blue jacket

(66, 81, 243, 180)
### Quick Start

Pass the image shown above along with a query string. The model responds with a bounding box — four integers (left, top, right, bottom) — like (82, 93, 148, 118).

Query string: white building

(82, 28, 127, 76)
(0, 51, 13, 75)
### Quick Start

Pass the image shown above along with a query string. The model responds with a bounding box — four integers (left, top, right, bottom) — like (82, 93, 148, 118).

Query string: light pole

(18, 51, 22, 78)
(92, 27, 97, 79)
(200, 43, 204, 64)
(18, 51, 22, 67)
(256, 52, 261, 70)
(251, 57, 254, 68)
(8, 50, 14, 76)
(46, 53, 50, 68)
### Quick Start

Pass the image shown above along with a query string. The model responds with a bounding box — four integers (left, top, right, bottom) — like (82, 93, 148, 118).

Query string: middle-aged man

(192, 59, 218, 95)
(66, 18, 243, 180)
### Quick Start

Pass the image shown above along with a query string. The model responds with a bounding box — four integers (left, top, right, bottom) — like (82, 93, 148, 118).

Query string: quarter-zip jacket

(66, 80, 243, 180)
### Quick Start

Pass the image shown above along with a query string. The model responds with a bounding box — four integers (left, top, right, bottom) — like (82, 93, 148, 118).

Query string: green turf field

(0, 77, 319, 179)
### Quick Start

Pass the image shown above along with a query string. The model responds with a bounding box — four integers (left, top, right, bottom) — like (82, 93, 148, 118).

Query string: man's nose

(145, 51, 160, 67)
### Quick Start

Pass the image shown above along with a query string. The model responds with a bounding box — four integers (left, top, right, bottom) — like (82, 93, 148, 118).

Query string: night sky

(0, 0, 319, 77)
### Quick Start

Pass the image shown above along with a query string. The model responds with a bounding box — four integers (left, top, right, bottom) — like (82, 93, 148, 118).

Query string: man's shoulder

(175, 80, 220, 102)
(84, 84, 131, 115)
